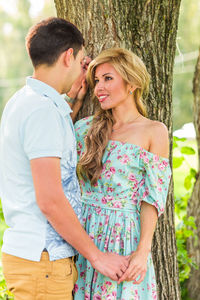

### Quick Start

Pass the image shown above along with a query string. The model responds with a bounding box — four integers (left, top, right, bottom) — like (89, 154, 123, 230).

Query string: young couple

(0, 17, 171, 300)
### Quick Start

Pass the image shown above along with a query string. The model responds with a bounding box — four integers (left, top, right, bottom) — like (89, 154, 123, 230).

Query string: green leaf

(184, 175, 192, 190)
(173, 136, 187, 142)
(181, 146, 196, 155)
(190, 168, 197, 178)
(173, 141, 178, 149)
(173, 156, 185, 168)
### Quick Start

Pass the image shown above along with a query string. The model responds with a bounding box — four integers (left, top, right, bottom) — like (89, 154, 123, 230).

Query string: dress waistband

(80, 197, 138, 213)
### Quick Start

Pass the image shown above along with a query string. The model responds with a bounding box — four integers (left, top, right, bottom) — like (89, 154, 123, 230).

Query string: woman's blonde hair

(78, 48, 150, 185)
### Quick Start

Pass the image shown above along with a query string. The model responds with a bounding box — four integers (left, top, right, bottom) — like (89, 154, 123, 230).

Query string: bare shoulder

(148, 119, 168, 136)
(144, 119, 169, 158)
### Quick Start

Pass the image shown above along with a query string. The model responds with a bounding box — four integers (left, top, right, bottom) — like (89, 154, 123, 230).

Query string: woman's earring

(129, 90, 133, 95)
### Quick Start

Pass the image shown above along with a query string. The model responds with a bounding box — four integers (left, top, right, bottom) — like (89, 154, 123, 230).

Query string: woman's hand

(68, 56, 91, 100)
(117, 249, 149, 284)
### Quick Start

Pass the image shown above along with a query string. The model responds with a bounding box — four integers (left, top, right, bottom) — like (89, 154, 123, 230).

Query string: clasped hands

(92, 249, 148, 285)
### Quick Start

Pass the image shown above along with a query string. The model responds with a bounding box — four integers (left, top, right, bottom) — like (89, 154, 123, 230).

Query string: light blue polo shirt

(0, 77, 82, 261)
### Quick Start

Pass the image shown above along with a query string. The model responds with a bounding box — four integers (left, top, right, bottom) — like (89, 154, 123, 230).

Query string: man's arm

(30, 157, 129, 280)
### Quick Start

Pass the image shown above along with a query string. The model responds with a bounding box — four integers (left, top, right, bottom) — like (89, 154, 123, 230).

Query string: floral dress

(73, 116, 171, 300)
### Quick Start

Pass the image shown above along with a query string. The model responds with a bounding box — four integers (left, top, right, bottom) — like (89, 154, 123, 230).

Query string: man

(0, 17, 128, 299)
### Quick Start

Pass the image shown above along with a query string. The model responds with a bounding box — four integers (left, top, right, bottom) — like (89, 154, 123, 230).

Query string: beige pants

(2, 251, 78, 300)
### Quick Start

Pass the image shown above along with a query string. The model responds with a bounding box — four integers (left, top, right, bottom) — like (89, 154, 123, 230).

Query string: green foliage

(173, 0, 200, 130)
(173, 137, 198, 299)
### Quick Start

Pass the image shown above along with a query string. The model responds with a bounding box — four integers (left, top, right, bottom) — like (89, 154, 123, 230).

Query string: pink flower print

(93, 271, 98, 283)
(134, 236, 138, 243)
(113, 201, 122, 208)
(158, 178, 163, 184)
(131, 191, 137, 199)
(158, 163, 165, 170)
(128, 173, 136, 181)
(78, 141, 82, 149)
(131, 198, 137, 205)
(120, 239, 124, 248)
(101, 285, 107, 295)
(105, 170, 113, 179)
(115, 222, 121, 227)
(154, 202, 159, 210)
(110, 167, 116, 174)
(74, 284, 78, 292)
(105, 281, 112, 286)
(158, 187, 162, 192)
(107, 187, 114, 192)
(106, 296, 114, 300)
(97, 234, 102, 242)
(116, 235, 120, 242)
(163, 160, 168, 166)
(105, 215, 109, 225)
(93, 182, 98, 187)
(143, 189, 149, 198)
(89, 233, 94, 241)
(139, 151, 146, 158)
(102, 197, 107, 204)
(140, 178, 145, 187)
(153, 155, 159, 162)
(93, 295, 101, 300)
(86, 190, 92, 196)
(144, 156, 149, 163)
(133, 289, 139, 300)
(120, 154, 130, 164)
(80, 271, 85, 278)
(80, 179, 85, 187)
(96, 207, 102, 214)
(117, 183, 122, 186)
(102, 164, 106, 172)
(104, 236, 109, 250)
(84, 293, 90, 300)
(106, 195, 114, 202)
(112, 291, 117, 297)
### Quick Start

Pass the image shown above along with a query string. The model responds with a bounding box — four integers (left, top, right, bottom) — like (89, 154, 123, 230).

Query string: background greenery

(0, 0, 199, 299)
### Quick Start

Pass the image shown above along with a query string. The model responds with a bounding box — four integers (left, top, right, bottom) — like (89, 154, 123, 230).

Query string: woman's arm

(65, 56, 91, 122)
(67, 79, 88, 122)
(118, 121, 170, 284)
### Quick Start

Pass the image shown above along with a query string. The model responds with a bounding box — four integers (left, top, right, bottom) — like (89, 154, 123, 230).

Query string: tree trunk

(187, 48, 200, 300)
(54, 1, 181, 299)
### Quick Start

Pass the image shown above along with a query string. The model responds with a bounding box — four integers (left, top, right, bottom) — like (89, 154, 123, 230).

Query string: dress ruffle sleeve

(138, 150, 172, 217)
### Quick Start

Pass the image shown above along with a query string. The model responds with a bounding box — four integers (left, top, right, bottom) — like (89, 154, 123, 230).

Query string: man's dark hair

(26, 17, 84, 68)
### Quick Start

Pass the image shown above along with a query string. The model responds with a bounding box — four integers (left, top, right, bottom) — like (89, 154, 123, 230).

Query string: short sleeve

(22, 107, 64, 160)
(74, 116, 93, 159)
(138, 153, 172, 217)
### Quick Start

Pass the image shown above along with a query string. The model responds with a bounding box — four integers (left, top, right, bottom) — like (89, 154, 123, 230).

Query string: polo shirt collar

(26, 77, 72, 116)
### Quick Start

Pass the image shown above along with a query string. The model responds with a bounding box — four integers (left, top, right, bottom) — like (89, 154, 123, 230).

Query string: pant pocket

(4, 273, 36, 300)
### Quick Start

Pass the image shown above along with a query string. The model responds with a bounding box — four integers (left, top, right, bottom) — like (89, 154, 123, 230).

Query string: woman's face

(94, 63, 131, 110)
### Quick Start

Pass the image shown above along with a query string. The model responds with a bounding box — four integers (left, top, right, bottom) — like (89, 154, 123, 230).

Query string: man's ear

(63, 48, 74, 67)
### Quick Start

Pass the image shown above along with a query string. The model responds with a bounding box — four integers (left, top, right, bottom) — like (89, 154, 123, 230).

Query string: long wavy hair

(79, 48, 150, 185)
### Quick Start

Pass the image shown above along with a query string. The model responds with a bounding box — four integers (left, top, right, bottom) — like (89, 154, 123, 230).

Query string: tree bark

(187, 48, 200, 300)
(54, 1, 181, 299)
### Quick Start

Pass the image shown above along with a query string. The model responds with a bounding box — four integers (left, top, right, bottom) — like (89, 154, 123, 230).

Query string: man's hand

(117, 249, 148, 284)
(91, 252, 130, 281)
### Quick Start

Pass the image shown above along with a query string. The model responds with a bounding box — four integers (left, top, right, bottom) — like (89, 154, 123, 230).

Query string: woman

(69, 48, 171, 299)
